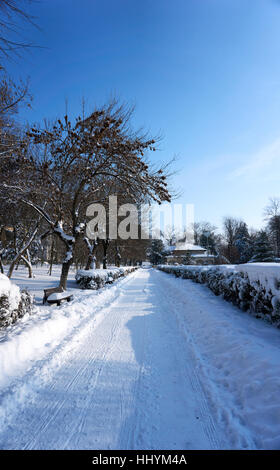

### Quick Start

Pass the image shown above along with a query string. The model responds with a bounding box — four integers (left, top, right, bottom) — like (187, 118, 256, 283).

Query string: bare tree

(0, 0, 36, 165)
(2, 101, 172, 288)
(263, 197, 280, 219)
(0, 0, 37, 59)
(7, 218, 40, 278)
(222, 217, 241, 263)
(264, 198, 280, 258)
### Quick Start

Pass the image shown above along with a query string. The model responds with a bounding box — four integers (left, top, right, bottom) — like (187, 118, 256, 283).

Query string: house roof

(166, 243, 206, 253)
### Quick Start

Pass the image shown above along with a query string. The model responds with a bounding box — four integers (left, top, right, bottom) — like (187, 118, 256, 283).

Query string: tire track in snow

(0, 268, 238, 449)
(154, 269, 257, 449)
(153, 273, 223, 449)
(23, 288, 135, 449)
(0, 271, 138, 449)
(123, 271, 223, 450)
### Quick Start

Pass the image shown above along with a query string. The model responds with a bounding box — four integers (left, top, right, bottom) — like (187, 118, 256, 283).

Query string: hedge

(75, 267, 138, 289)
(158, 265, 280, 326)
(0, 274, 33, 329)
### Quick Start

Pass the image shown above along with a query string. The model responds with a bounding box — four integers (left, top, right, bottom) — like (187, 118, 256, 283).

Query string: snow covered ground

(0, 265, 137, 389)
(0, 267, 280, 449)
(160, 262, 280, 298)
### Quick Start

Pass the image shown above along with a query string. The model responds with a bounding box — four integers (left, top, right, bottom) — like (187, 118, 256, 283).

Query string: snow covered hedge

(158, 265, 280, 326)
(75, 267, 138, 289)
(0, 274, 33, 328)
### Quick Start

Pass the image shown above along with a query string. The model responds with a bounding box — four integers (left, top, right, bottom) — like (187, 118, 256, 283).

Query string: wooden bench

(43, 287, 73, 306)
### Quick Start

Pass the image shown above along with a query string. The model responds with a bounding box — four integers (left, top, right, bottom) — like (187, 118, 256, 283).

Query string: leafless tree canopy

(0, 99, 172, 287)
(0, 0, 37, 59)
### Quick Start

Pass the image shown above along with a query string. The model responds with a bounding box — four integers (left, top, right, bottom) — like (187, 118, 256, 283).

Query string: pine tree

(199, 231, 217, 255)
(148, 239, 167, 265)
(267, 215, 280, 258)
(249, 230, 275, 263)
(235, 222, 252, 264)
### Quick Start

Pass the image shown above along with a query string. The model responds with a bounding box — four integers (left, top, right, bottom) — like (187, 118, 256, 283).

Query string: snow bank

(0, 268, 137, 389)
(0, 274, 33, 328)
(155, 269, 280, 449)
(158, 264, 280, 326)
(75, 266, 138, 289)
(237, 263, 280, 296)
(0, 274, 21, 310)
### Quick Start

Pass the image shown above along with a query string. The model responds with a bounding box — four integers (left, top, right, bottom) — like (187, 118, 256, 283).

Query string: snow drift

(0, 274, 33, 328)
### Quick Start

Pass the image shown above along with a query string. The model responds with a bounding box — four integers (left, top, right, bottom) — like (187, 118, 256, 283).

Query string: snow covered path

(0, 268, 280, 449)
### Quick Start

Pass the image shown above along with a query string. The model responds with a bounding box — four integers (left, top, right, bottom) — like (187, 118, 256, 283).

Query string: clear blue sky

(6, 0, 280, 231)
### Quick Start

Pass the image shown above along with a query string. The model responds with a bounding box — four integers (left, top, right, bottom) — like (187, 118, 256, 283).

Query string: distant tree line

(148, 200, 280, 266)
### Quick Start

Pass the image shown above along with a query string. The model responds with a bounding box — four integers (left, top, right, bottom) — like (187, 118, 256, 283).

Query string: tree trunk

(21, 254, 33, 278)
(85, 254, 96, 270)
(115, 245, 121, 267)
(48, 236, 55, 276)
(102, 238, 110, 269)
(59, 258, 72, 290)
(84, 237, 98, 270)
(0, 254, 4, 274)
(8, 225, 39, 279)
(52, 220, 77, 290)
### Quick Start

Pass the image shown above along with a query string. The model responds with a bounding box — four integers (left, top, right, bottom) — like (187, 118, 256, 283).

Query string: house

(165, 242, 216, 265)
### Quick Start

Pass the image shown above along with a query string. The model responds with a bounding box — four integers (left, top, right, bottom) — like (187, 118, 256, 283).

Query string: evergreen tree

(249, 230, 275, 263)
(199, 230, 217, 255)
(181, 252, 192, 265)
(147, 239, 167, 265)
(234, 222, 252, 263)
(267, 215, 280, 258)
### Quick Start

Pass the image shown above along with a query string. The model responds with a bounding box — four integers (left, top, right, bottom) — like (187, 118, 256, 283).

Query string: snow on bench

(43, 287, 73, 306)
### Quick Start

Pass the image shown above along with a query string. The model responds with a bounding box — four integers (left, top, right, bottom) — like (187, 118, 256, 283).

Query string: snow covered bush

(158, 265, 280, 326)
(0, 274, 33, 328)
(75, 267, 138, 290)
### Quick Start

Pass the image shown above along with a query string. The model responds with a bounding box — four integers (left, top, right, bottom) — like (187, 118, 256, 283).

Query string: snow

(155, 270, 280, 450)
(237, 262, 280, 296)
(191, 253, 216, 258)
(74, 223, 85, 234)
(54, 222, 75, 243)
(76, 267, 132, 278)
(64, 250, 73, 262)
(75, 267, 136, 287)
(0, 273, 21, 311)
(0, 267, 280, 449)
(47, 291, 72, 301)
(159, 263, 280, 324)
(0, 265, 138, 391)
(76, 268, 111, 280)
(160, 262, 280, 297)
(166, 243, 205, 253)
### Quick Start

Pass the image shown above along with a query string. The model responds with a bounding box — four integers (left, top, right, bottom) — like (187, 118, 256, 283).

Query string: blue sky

(6, 0, 280, 231)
